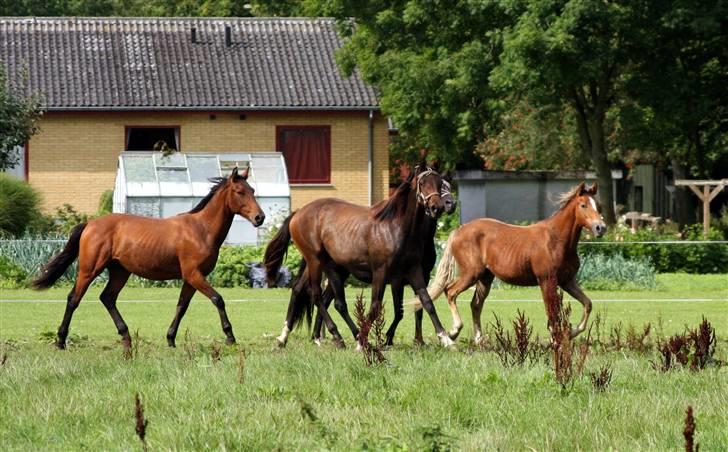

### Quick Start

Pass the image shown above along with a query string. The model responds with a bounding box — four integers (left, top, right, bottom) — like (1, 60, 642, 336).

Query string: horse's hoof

(355, 342, 364, 352)
(276, 337, 287, 348)
(167, 339, 176, 348)
(56, 341, 66, 350)
(569, 328, 582, 339)
(333, 339, 346, 349)
(313, 338, 322, 347)
(225, 337, 236, 346)
(438, 334, 455, 348)
(413, 338, 425, 347)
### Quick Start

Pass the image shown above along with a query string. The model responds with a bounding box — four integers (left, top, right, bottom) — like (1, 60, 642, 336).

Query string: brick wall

(28, 110, 389, 213)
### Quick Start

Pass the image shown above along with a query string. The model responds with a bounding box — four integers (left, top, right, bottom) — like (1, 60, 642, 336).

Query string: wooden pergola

(674, 179, 728, 235)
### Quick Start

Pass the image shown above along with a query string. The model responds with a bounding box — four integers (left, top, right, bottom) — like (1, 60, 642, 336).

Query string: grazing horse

(413, 182, 606, 342)
(264, 167, 455, 348)
(309, 179, 456, 345)
(31, 167, 265, 352)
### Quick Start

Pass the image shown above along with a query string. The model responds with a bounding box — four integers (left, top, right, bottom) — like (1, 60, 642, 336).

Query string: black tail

(289, 260, 314, 330)
(31, 223, 87, 290)
(263, 212, 295, 287)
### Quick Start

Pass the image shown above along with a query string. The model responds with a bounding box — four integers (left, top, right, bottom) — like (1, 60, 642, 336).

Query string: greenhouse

(113, 152, 290, 244)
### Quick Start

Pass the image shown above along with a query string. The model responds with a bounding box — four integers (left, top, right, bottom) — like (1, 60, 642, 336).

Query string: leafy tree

(491, 0, 666, 225)
(475, 99, 585, 171)
(0, 65, 42, 171)
(311, 0, 508, 169)
(619, 0, 728, 224)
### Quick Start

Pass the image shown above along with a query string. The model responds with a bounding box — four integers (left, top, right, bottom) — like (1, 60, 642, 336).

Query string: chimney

(191, 27, 197, 44)
(225, 26, 232, 47)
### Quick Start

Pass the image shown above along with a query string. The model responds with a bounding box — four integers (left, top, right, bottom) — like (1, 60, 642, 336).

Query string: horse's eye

(580, 203, 586, 208)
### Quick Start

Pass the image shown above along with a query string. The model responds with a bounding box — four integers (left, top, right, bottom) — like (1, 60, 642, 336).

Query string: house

(0, 17, 389, 213)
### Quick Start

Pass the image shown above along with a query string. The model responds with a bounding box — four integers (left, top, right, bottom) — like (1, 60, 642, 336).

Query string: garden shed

(113, 152, 290, 244)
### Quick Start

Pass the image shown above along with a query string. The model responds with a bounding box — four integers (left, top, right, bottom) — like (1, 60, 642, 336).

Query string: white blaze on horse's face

(579, 194, 606, 238)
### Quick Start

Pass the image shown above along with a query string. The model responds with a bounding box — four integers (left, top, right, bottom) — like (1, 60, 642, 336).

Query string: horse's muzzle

(591, 222, 606, 237)
(254, 213, 265, 227)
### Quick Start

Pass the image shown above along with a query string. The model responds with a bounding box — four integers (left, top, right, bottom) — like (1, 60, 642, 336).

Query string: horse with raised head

(32, 167, 265, 352)
(413, 182, 606, 342)
(264, 166, 455, 348)
(308, 179, 456, 346)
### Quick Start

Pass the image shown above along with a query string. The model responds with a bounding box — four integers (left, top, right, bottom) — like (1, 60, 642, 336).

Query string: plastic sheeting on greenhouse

(113, 152, 290, 245)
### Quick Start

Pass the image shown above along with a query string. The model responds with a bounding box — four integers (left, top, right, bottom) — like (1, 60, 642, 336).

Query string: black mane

(372, 174, 414, 221)
(188, 177, 228, 213)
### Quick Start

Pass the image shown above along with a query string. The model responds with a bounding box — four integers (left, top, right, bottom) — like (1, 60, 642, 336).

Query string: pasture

(1, 273, 726, 450)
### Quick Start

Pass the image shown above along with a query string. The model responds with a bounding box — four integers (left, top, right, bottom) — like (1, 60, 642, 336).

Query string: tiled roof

(0, 17, 379, 110)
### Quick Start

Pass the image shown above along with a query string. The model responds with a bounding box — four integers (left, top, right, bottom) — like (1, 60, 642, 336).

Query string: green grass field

(1, 274, 726, 450)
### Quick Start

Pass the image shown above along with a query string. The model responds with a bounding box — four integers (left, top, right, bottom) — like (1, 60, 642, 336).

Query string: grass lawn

(0, 273, 726, 450)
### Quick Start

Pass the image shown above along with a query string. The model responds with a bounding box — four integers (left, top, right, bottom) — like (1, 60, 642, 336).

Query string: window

(276, 126, 331, 184)
(125, 127, 180, 151)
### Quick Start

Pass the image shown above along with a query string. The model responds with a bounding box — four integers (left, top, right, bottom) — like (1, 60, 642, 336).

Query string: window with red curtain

(276, 126, 331, 184)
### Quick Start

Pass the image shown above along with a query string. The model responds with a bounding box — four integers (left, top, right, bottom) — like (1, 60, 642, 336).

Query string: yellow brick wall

(28, 111, 389, 213)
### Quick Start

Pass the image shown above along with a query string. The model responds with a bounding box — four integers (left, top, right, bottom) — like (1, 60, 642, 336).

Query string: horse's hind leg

(184, 270, 236, 345)
(444, 272, 478, 340)
(99, 264, 132, 351)
(308, 261, 345, 348)
(277, 271, 308, 347)
(327, 270, 358, 342)
(166, 282, 196, 347)
(312, 283, 335, 345)
(561, 278, 593, 338)
(57, 246, 109, 349)
(471, 273, 494, 345)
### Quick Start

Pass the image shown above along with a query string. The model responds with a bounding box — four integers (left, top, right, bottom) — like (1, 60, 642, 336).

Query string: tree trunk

(570, 87, 617, 226)
(587, 117, 617, 225)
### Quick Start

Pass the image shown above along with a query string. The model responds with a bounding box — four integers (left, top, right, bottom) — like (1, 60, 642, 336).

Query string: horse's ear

(240, 165, 250, 180)
(576, 181, 587, 195)
(230, 166, 239, 179)
(587, 182, 598, 195)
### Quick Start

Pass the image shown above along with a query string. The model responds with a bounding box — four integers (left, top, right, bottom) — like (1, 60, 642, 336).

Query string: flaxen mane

(556, 185, 584, 209)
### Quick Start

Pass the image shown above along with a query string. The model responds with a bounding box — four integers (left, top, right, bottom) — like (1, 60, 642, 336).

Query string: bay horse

(31, 167, 265, 352)
(264, 166, 456, 348)
(308, 179, 456, 345)
(413, 182, 606, 343)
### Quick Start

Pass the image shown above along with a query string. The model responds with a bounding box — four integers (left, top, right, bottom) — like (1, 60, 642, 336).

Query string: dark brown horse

(308, 179, 456, 346)
(32, 167, 265, 352)
(264, 167, 456, 348)
(413, 182, 606, 342)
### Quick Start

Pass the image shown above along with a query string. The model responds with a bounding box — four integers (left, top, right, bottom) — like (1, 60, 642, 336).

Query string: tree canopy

(0, 66, 41, 171)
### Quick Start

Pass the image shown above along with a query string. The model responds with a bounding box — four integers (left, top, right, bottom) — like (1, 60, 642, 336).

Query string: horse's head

(413, 166, 445, 218)
(441, 175, 457, 215)
(573, 182, 606, 237)
(226, 167, 265, 227)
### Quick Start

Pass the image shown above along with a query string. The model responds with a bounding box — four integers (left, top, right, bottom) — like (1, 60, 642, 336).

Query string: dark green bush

(581, 223, 728, 273)
(0, 254, 28, 288)
(97, 190, 114, 215)
(209, 243, 301, 288)
(0, 174, 42, 237)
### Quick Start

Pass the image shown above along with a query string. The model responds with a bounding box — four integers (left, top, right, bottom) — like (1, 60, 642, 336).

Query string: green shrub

(581, 223, 728, 273)
(97, 190, 114, 215)
(0, 254, 28, 288)
(0, 174, 41, 237)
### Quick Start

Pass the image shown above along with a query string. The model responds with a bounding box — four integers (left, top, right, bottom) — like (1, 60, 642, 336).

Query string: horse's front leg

(385, 280, 405, 346)
(409, 269, 453, 347)
(184, 270, 236, 345)
(561, 278, 593, 338)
